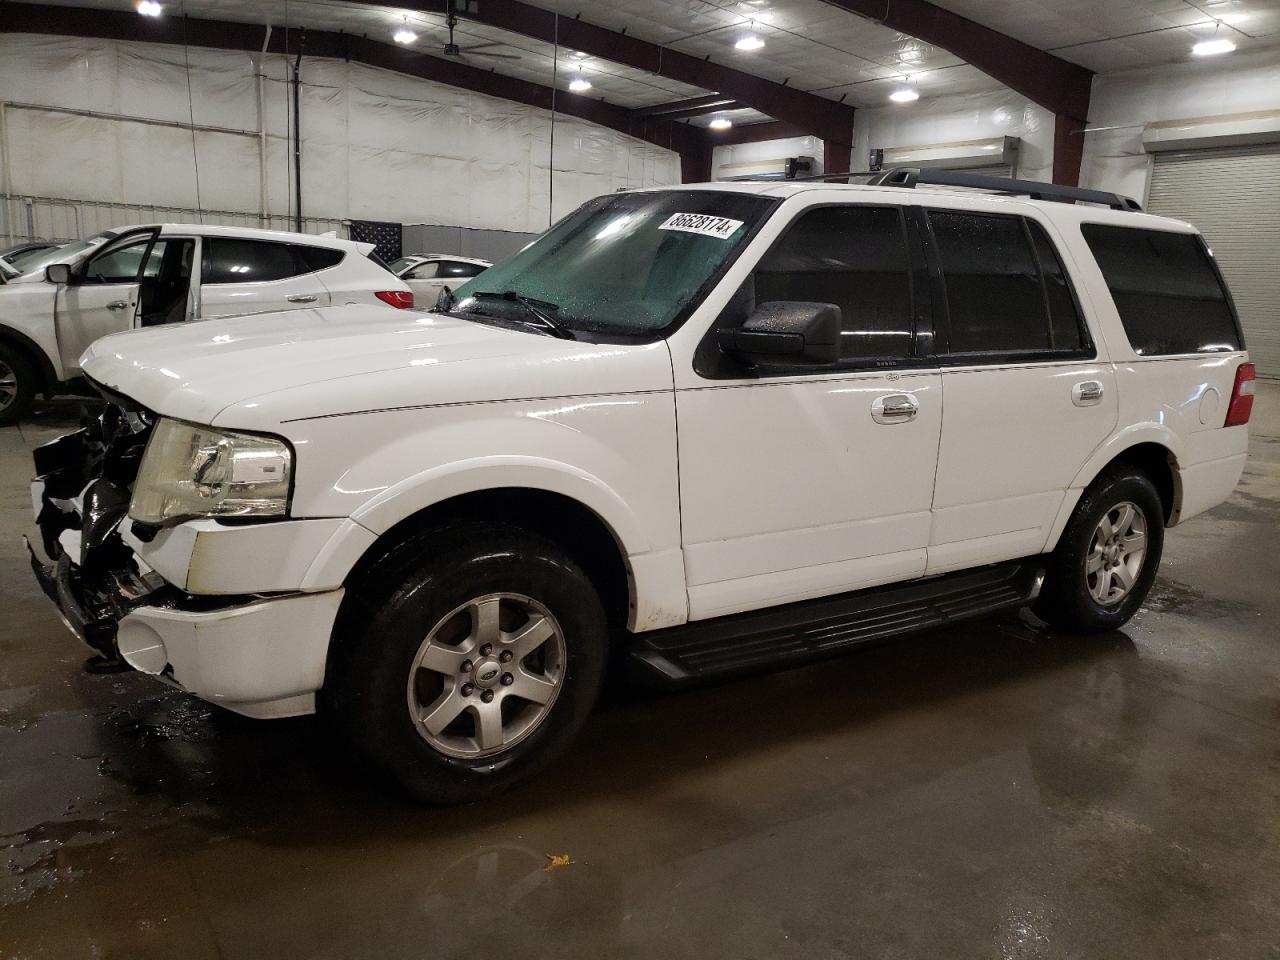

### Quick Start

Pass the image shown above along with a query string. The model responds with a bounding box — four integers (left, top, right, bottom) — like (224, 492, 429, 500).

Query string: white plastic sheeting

(854, 90, 1054, 182)
(0, 34, 679, 239)
(711, 135, 825, 180)
(1081, 50, 1280, 203)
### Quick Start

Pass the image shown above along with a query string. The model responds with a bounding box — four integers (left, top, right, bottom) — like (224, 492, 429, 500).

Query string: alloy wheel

(1085, 500, 1148, 606)
(406, 593, 566, 759)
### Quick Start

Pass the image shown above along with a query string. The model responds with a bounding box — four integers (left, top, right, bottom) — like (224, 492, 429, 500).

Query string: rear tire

(0, 343, 37, 427)
(1034, 466, 1164, 634)
(323, 521, 608, 805)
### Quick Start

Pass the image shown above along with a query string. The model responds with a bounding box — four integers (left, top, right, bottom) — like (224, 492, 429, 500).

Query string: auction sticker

(658, 212, 744, 240)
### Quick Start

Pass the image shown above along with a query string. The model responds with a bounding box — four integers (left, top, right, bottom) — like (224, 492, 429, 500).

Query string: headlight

(129, 419, 292, 524)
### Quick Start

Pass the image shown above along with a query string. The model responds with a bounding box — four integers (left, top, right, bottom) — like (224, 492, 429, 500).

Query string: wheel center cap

(473, 657, 502, 689)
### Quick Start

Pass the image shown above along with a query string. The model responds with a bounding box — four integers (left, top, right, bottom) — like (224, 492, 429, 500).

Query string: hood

(81, 304, 672, 428)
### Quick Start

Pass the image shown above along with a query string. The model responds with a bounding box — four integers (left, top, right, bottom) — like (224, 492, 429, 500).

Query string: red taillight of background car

(1224, 362, 1255, 427)
(375, 290, 414, 309)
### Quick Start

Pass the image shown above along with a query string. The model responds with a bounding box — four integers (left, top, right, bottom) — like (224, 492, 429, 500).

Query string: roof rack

(865, 166, 1143, 212)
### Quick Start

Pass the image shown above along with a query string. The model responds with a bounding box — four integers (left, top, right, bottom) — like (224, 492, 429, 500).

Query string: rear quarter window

(1081, 224, 1242, 355)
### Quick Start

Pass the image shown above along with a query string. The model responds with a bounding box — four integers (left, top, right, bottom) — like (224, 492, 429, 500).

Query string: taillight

(375, 290, 414, 309)
(1224, 362, 1255, 427)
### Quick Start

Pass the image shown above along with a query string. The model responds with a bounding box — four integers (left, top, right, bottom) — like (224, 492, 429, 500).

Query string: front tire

(1034, 466, 1164, 634)
(324, 521, 608, 805)
(0, 344, 37, 427)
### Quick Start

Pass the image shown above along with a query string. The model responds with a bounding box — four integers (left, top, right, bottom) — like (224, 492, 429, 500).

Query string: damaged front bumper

(29, 400, 342, 719)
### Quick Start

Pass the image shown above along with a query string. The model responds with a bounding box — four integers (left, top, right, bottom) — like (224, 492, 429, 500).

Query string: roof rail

(866, 166, 1143, 212)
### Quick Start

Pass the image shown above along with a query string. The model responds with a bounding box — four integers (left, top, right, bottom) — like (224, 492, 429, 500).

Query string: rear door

(922, 207, 1118, 574)
(438, 259, 488, 292)
(198, 237, 332, 317)
(55, 230, 156, 375)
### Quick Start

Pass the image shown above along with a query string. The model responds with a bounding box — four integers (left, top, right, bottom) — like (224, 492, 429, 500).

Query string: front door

(55, 231, 156, 375)
(921, 208, 1119, 574)
(403, 260, 447, 305)
(675, 201, 942, 621)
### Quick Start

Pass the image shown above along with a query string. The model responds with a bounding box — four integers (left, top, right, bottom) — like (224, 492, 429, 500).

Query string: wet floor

(2, 389, 1279, 959)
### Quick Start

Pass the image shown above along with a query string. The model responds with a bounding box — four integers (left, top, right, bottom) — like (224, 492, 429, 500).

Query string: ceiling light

(1191, 37, 1236, 56)
(136, 0, 162, 15)
(569, 75, 592, 92)
(735, 33, 765, 51)
(889, 87, 919, 103)
(394, 28, 417, 44)
(709, 117, 733, 130)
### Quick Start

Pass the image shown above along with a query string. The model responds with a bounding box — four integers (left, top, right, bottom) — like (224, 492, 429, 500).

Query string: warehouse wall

(710, 135, 825, 180)
(1080, 50, 1280, 202)
(0, 34, 679, 244)
(853, 90, 1055, 181)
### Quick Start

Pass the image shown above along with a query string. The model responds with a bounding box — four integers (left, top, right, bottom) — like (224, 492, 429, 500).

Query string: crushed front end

(28, 396, 166, 669)
(27, 384, 345, 718)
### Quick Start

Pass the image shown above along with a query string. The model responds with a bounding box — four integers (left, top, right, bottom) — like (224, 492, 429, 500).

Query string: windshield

(15, 232, 116, 276)
(450, 190, 776, 336)
(388, 256, 417, 275)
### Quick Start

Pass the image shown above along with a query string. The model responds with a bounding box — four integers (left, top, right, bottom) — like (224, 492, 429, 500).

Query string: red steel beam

(0, 1, 711, 162)
(819, 0, 1092, 184)
(343, 0, 856, 147)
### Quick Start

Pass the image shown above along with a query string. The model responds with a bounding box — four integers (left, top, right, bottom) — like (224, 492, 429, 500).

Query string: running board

(628, 560, 1045, 687)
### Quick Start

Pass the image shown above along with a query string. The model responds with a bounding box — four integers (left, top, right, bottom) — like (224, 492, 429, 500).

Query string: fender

(349, 456, 650, 551)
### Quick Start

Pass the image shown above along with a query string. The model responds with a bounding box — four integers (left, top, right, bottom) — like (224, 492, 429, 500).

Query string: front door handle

(106, 300, 130, 311)
(1072, 380, 1104, 407)
(872, 393, 919, 424)
(286, 294, 318, 304)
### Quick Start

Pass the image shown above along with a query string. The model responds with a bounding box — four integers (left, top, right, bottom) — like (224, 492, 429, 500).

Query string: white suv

(28, 171, 1254, 804)
(390, 254, 491, 305)
(0, 224, 413, 424)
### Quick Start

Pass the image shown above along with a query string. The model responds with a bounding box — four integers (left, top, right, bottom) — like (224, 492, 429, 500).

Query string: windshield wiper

(470, 291, 576, 339)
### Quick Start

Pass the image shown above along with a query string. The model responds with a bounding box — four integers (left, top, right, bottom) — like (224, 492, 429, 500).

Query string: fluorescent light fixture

(889, 87, 920, 103)
(394, 28, 417, 43)
(569, 76, 592, 92)
(735, 33, 765, 51)
(709, 117, 733, 130)
(1192, 37, 1236, 56)
(136, 0, 162, 15)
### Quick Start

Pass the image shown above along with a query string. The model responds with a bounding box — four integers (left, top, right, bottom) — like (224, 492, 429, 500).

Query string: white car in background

(0, 224, 413, 424)
(390, 254, 491, 305)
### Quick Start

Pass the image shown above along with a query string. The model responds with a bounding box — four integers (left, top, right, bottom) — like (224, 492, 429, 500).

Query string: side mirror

(45, 263, 71, 285)
(718, 301, 841, 364)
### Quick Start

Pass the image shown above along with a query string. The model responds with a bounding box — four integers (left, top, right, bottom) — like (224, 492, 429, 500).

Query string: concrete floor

(1, 385, 1278, 960)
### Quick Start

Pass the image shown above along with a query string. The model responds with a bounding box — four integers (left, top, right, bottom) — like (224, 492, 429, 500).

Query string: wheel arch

(339, 486, 637, 633)
(1071, 429, 1182, 526)
(0, 323, 57, 396)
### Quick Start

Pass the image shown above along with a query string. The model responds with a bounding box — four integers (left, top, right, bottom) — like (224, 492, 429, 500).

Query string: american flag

(349, 219, 403, 263)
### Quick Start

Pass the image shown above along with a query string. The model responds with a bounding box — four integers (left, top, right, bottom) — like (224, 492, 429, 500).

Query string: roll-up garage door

(1147, 145, 1280, 377)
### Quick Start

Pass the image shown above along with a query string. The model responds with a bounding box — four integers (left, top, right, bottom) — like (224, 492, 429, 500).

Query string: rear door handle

(286, 294, 318, 303)
(872, 393, 919, 424)
(106, 300, 129, 311)
(1072, 380, 1104, 406)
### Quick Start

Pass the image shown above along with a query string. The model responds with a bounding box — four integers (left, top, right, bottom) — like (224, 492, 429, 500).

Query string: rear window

(1081, 224, 1241, 355)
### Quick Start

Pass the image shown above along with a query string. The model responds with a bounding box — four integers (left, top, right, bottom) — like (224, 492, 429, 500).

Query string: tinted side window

(1027, 221, 1084, 350)
(293, 245, 344, 272)
(753, 205, 913, 360)
(204, 239, 304, 285)
(929, 211, 1049, 353)
(1081, 224, 1241, 355)
(442, 260, 484, 278)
